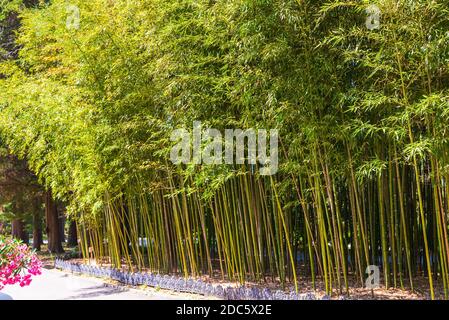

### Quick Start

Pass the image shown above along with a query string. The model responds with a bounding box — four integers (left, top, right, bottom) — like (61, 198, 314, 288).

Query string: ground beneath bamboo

(47, 256, 445, 300)
(202, 276, 438, 300)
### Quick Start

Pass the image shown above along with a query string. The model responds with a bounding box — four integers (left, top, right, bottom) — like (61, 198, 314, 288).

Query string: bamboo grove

(1, 0, 449, 298)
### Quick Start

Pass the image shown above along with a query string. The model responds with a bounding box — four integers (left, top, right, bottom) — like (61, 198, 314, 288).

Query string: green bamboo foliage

(1, 0, 449, 299)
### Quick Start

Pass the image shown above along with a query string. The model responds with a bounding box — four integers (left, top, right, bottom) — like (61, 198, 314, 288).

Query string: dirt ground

(43, 254, 446, 300)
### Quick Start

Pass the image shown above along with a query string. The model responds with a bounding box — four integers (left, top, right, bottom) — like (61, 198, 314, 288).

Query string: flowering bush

(0, 236, 42, 290)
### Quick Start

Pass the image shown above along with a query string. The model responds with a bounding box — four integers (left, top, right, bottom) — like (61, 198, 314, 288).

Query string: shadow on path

(65, 284, 129, 300)
(0, 292, 13, 300)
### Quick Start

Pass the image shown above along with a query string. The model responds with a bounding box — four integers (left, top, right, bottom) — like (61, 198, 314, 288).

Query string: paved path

(0, 268, 188, 300)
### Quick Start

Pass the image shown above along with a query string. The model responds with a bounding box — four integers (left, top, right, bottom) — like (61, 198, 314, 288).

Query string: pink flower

(0, 236, 42, 290)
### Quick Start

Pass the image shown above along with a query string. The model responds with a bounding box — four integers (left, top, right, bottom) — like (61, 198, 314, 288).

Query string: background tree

(0, 144, 43, 246)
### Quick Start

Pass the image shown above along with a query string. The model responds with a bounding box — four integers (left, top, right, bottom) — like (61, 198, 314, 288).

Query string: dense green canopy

(1, 0, 449, 298)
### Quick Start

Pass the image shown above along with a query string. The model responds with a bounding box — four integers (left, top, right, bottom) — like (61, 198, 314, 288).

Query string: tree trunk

(45, 191, 64, 253)
(59, 213, 66, 243)
(12, 219, 28, 244)
(67, 220, 78, 247)
(32, 200, 43, 251)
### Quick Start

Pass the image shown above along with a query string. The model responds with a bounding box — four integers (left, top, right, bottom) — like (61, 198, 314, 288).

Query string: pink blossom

(0, 236, 42, 290)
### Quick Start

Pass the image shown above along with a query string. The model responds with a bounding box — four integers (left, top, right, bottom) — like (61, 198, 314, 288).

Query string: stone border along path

(1, 268, 182, 300)
(55, 259, 336, 300)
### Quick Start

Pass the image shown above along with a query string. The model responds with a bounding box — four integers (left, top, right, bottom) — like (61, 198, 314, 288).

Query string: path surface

(0, 268, 189, 300)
